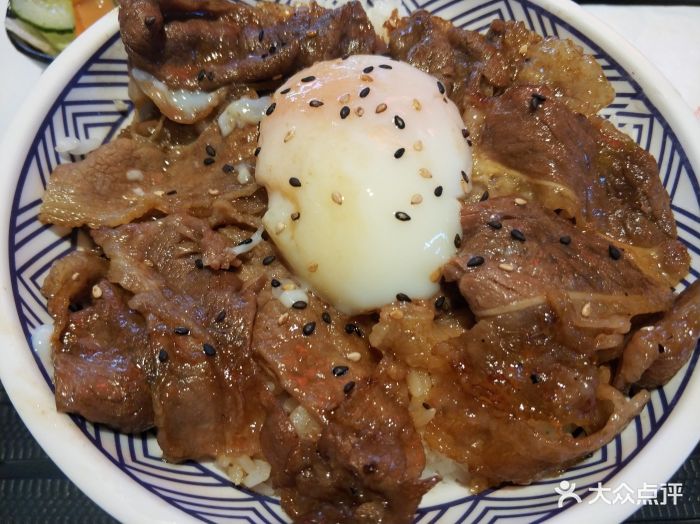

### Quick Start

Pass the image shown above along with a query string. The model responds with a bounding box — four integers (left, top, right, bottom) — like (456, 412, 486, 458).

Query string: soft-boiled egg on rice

(256, 55, 472, 315)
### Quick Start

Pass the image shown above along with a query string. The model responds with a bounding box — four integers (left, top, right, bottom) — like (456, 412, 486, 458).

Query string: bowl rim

(0, 2, 698, 523)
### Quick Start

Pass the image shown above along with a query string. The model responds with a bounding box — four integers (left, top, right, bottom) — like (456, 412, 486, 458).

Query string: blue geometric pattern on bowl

(8, 0, 699, 522)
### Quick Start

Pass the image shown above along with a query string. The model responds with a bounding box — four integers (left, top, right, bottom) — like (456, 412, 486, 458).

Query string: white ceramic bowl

(1, 1, 699, 522)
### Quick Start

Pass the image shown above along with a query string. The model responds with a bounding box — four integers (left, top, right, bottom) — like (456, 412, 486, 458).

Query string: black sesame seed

(254, 147, 261, 157)
(461, 170, 469, 183)
(559, 235, 572, 245)
(292, 300, 308, 310)
(435, 295, 446, 309)
(394, 148, 405, 159)
(530, 93, 547, 111)
(237, 238, 253, 246)
(203, 343, 216, 356)
(222, 163, 235, 173)
(258, 29, 264, 42)
(68, 303, 82, 312)
(158, 349, 168, 362)
(454, 233, 462, 248)
(262, 255, 276, 266)
(434, 185, 443, 197)
(144, 15, 156, 27)
(363, 463, 377, 474)
(343, 381, 356, 395)
(215, 309, 226, 323)
(205, 144, 216, 157)
(480, 191, 490, 202)
(609, 245, 622, 260)
(379, 64, 392, 69)
(437, 81, 445, 94)
(345, 323, 356, 334)
(340, 106, 350, 119)
(322, 311, 331, 324)
(203, 157, 215, 166)
(530, 373, 541, 384)
(280, 87, 291, 94)
(309, 99, 324, 108)
(487, 220, 502, 230)
(261, 53, 268, 59)
(289, 177, 302, 187)
(333, 365, 349, 377)
(422, 402, 432, 410)
(394, 211, 411, 221)
(359, 86, 370, 98)
(291, 212, 300, 221)
(165, 190, 177, 195)
(271, 278, 281, 288)
(363, 66, 374, 74)
(467, 256, 485, 268)
(302, 321, 316, 336)
(195, 258, 204, 269)
(467, 139, 473, 147)
(396, 292, 412, 302)
(394, 115, 405, 129)
(301, 75, 316, 83)
(269, 44, 277, 54)
(174, 327, 190, 335)
(266, 102, 276, 116)
(571, 426, 587, 438)
(511, 229, 526, 242)
(658, 343, 666, 354)
(197, 69, 206, 82)
(462, 128, 469, 138)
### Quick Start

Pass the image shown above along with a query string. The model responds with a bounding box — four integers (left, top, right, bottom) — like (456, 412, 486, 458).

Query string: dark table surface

(1, 382, 698, 523)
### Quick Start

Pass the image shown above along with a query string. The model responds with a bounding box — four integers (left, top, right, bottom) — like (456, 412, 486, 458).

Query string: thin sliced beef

(42, 252, 153, 433)
(387, 13, 612, 115)
(468, 86, 689, 285)
(252, 285, 374, 419)
(40, 120, 260, 229)
(120, 0, 382, 90)
(261, 364, 436, 524)
(371, 301, 647, 490)
(92, 214, 267, 460)
(444, 197, 673, 352)
(615, 280, 700, 389)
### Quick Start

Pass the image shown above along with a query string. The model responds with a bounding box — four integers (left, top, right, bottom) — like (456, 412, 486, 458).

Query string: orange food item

(72, 0, 113, 35)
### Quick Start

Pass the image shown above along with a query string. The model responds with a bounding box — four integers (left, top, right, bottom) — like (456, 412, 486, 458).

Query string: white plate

(1, 1, 699, 522)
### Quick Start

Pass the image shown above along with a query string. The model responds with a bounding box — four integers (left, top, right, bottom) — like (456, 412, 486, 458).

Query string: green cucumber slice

(10, 0, 75, 32)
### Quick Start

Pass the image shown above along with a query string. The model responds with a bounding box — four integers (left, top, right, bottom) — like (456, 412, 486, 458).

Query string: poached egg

(256, 55, 472, 315)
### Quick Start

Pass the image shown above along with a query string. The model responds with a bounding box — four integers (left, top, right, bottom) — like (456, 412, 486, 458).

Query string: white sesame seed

(412, 99, 422, 111)
(581, 302, 592, 317)
(275, 222, 286, 234)
(91, 285, 103, 298)
(413, 141, 423, 151)
(375, 103, 387, 113)
(277, 312, 289, 326)
(360, 74, 373, 82)
(208, 188, 220, 195)
(641, 326, 655, 331)
(411, 194, 423, 205)
(346, 352, 361, 362)
(389, 309, 404, 320)
(282, 282, 297, 291)
(355, 107, 364, 117)
(308, 263, 318, 273)
(126, 169, 144, 182)
(331, 191, 344, 205)
(153, 190, 165, 196)
(113, 99, 129, 112)
(144, 259, 154, 267)
(338, 93, 350, 104)
(71, 272, 80, 281)
(419, 168, 432, 179)
(430, 268, 442, 283)
(498, 263, 514, 272)
(514, 197, 528, 206)
(284, 129, 295, 143)
(132, 187, 145, 196)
